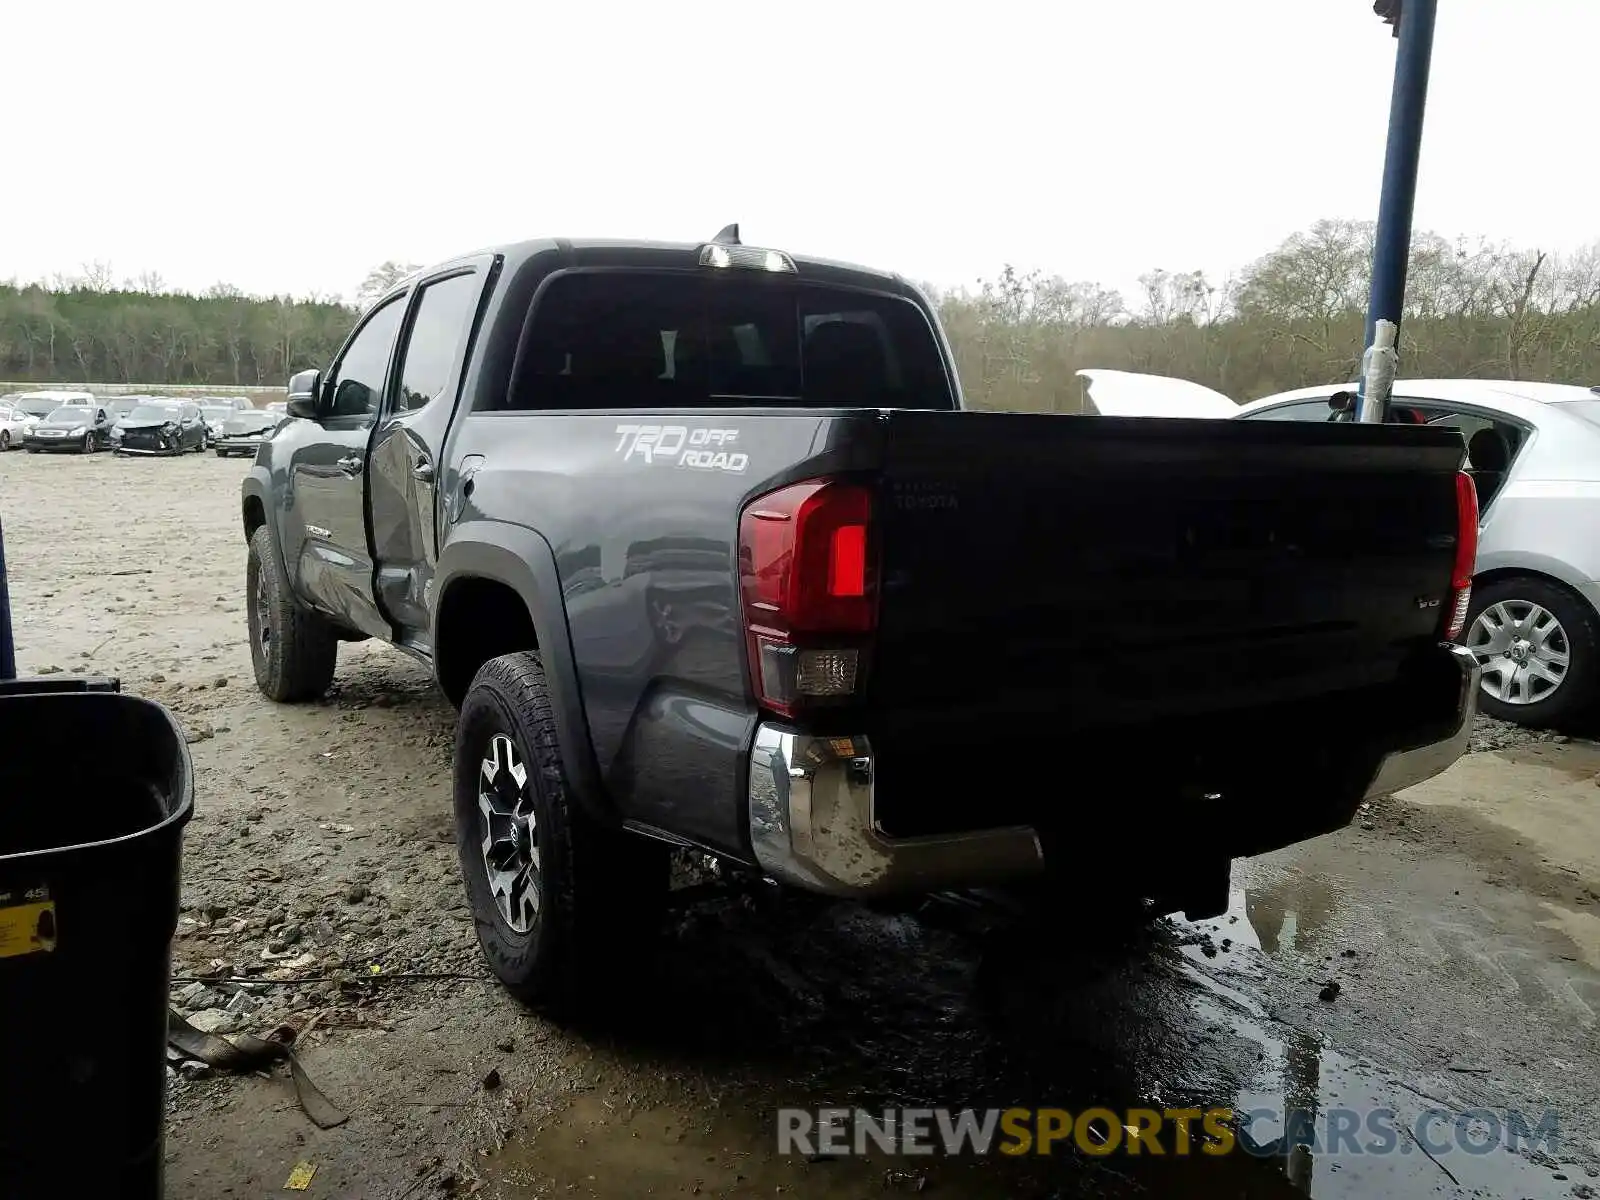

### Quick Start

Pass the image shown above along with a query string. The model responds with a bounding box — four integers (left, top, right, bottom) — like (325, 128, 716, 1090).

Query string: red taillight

(739, 478, 876, 717)
(1443, 470, 1479, 641)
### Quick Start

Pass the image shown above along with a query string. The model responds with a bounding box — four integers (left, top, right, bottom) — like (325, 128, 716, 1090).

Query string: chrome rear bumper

(1362, 642, 1480, 798)
(746, 725, 1043, 897)
(746, 647, 1479, 898)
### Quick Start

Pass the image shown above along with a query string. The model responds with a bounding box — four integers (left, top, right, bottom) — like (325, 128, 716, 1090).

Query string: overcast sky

(8, 0, 1597, 302)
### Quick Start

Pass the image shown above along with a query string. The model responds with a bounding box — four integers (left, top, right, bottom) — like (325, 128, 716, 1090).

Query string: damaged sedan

(112, 402, 209, 456)
(213, 407, 283, 458)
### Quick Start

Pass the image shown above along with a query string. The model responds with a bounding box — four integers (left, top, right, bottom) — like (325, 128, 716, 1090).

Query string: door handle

(337, 455, 363, 473)
(412, 461, 435, 483)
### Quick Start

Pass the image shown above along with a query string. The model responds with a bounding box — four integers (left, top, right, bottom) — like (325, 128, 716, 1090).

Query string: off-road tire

(1466, 575, 1600, 729)
(455, 651, 668, 1017)
(246, 524, 338, 702)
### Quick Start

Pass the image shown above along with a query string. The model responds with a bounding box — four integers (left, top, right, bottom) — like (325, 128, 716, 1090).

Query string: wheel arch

(433, 523, 610, 824)
(1473, 564, 1600, 619)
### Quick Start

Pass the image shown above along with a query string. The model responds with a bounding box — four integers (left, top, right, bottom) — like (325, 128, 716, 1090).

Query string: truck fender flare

(240, 467, 290, 584)
(433, 523, 611, 825)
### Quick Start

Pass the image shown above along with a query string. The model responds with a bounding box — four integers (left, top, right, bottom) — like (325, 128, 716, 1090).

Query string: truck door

(368, 263, 491, 647)
(286, 294, 405, 640)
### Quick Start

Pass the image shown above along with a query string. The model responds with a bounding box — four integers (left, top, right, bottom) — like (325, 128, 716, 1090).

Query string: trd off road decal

(613, 425, 749, 474)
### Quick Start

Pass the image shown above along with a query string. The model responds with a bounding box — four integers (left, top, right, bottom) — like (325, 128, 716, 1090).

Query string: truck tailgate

(867, 410, 1467, 727)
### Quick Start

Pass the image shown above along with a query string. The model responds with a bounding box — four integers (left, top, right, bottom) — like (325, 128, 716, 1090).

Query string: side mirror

(286, 369, 322, 420)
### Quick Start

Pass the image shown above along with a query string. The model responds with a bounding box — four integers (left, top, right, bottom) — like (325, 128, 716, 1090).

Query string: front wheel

(1464, 575, 1600, 728)
(245, 524, 339, 701)
(0, 431, 10, 451)
(455, 651, 668, 1017)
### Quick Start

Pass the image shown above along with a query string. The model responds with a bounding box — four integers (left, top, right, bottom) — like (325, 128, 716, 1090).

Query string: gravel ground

(1470, 713, 1569, 754)
(2, 448, 1596, 1200)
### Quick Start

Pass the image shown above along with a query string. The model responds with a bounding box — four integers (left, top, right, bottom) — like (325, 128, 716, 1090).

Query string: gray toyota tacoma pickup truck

(241, 228, 1482, 1012)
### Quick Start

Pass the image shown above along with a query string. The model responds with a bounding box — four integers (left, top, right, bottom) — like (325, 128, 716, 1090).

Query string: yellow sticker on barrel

(0, 890, 58, 958)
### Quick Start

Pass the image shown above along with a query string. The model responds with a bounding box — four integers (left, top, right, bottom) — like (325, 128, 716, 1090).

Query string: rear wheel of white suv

(1465, 575, 1600, 728)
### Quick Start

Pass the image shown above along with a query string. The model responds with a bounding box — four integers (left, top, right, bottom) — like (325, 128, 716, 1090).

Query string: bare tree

(80, 260, 117, 293)
(356, 261, 421, 309)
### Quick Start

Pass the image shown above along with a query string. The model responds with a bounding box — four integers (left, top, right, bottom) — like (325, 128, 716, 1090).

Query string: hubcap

(1466, 600, 1570, 706)
(478, 732, 541, 933)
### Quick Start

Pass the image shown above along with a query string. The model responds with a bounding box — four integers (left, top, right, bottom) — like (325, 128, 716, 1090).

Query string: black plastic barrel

(0, 683, 193, 1199)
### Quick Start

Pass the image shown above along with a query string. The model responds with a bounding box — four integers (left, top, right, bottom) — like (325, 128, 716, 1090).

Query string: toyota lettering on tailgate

(613, 424, 749, 474)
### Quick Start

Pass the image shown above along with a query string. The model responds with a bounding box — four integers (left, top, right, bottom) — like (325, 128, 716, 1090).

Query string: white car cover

(1075, 369, 1239, 419)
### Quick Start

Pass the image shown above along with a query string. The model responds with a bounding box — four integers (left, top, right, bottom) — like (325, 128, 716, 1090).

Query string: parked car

(0, 402, 31, 450)
(23, 403, 115, 452)
(109, 398, 181, 449)
(1077, 370, 1600, 729)
(197, 403, 237, 441)
(240, 232, 1479, 1015)
(196, 395, 254, 412)
(14, 390, 95, 425)
(214, 408, 283, 457)
(113, 402, 209, 455)
(265, 401, 288, 415)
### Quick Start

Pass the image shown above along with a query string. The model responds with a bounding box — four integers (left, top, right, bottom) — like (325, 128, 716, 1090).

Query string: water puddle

(1182, 886, 1584, 1198)
(474, 884, 1590, 1198)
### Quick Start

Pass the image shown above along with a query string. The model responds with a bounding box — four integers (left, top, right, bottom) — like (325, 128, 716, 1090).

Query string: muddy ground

(3, 449, 1599, 1199)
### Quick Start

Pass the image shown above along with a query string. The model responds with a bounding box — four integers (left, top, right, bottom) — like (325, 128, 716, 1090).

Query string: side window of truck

(392, 272, 481, 414)
(327, 299, 405, 423)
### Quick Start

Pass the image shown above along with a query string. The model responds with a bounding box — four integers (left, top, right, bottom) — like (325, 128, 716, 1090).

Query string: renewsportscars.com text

(776, 1105, 1561, 1159)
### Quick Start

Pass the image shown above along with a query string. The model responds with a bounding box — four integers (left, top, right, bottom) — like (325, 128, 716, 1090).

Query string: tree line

(3, 222, 1597, 410)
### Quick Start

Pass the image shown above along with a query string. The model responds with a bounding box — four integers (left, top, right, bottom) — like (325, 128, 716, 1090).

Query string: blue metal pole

(0, 516, 14, 680)
(1358, 0, 1439, 422)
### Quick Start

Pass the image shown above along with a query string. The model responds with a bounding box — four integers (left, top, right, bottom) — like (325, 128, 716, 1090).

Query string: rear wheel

(1465, 575, 1600, 728)
(455, 651, 668, 1017)
(246, 524, 339, 701)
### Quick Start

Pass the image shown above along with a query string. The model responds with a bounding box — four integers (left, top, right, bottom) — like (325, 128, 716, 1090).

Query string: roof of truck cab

(382, 237, 917, 306)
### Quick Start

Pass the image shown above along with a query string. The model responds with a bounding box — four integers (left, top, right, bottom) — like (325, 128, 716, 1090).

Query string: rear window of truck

(504, 272, 954, 411)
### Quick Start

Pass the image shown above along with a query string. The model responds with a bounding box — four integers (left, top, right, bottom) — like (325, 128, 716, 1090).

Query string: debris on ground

(283, 1161, 317, 1190)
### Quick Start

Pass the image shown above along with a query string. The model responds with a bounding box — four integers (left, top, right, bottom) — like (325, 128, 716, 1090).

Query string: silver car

(1076, 371, 1600, 729)
(1238, 380, 1600, 728)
